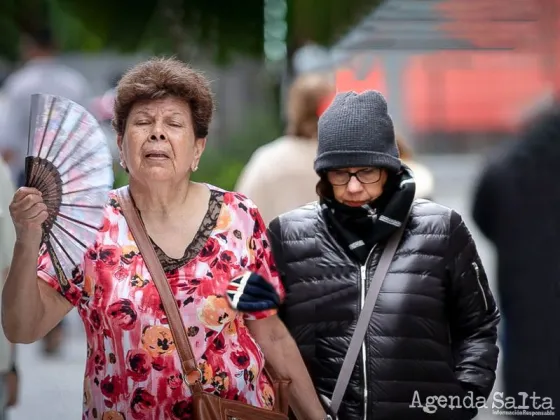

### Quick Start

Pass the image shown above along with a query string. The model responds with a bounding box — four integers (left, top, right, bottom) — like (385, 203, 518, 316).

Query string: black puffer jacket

(268, 199, 500, 420)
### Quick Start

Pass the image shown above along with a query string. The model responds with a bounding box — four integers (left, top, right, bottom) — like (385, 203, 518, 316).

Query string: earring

(192, 165, 198, 172)
(120, 161, 129, 174)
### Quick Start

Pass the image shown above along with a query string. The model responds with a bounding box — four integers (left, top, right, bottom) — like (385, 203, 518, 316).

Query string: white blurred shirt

(0, 57, 92, 181)
(235, 136, 320, 225)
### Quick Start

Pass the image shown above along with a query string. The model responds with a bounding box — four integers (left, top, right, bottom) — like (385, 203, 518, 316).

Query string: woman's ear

(191, 138, 207, 172)
(117, 135, 128, 173)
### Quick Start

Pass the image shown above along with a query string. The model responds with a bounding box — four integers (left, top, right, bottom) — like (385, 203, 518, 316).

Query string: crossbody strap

(329, 209, 411, 415)
(116, 187, 203, 393)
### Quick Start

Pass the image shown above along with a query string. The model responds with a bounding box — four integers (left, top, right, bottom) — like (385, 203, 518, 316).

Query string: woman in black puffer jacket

(267, 90, 500, 420)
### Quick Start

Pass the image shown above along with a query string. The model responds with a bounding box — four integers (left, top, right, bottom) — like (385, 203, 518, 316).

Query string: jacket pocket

(471, 262, 488, 312)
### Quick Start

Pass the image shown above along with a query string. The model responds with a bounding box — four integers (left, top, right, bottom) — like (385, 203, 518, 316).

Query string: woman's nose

(346, 176, 363, 193)
(149, 133, 166, 141)
(149, 122, 166, 141)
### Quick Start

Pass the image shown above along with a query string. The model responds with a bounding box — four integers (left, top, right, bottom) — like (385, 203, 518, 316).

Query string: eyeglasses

(327, 168, 382, 186)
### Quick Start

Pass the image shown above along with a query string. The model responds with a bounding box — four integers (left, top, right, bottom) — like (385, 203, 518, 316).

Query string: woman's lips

(345, 201, 366, 207)
(145, 152, 169, 159)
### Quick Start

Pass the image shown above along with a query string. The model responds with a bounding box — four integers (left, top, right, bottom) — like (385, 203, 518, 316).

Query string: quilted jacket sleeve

(266, 217, 288, 321)
(445, 211, 500, 399)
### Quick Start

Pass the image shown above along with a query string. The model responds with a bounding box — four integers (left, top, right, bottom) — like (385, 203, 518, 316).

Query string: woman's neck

(128, 178, 196, 222)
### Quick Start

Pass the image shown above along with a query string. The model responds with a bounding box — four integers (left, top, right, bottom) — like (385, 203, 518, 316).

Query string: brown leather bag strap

(116, 186, 203, 393)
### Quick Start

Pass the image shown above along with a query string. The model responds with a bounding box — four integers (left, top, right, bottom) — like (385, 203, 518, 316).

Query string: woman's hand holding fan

(9, 187, 48, 247)
(23, 93, 114, 292)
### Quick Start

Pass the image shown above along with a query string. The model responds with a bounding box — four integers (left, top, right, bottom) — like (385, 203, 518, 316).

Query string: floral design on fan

(26, 93, 114, 292)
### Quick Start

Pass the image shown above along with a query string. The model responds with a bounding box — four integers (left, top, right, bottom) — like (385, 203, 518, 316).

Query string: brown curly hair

(315, 175, 334, 200)
(285, 73, 334, 139)
(395, 132, 413, 161)
(112, 57, 214, 138)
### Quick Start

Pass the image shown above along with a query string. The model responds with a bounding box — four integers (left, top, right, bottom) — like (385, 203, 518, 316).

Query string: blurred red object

(317, 92, 335, 116)
(405, 51, 551, 133)
(333, 51, 553, 134)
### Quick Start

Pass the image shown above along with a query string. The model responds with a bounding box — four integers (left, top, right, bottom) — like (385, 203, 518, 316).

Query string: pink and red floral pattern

(37, 185, 284, 420)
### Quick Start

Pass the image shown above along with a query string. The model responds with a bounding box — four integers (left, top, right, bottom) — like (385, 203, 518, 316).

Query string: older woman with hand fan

(2, 58, 327, 420)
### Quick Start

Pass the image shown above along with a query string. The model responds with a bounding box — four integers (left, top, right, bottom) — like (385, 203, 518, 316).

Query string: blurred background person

(471, 98, 560, 417)
(395, 132, 435, 200)
(235, 72, 335, 225)
(0, 27, 92, 184)
(0, 156, 19, 419)
(0, 27, 92, 357)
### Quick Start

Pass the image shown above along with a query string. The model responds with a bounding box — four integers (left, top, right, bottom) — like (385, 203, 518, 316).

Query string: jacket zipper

(472, 262, 488, 311)
(359, 247, 376, 419)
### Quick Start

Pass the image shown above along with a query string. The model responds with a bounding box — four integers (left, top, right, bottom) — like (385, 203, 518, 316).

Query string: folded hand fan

(25, 94, 114, 292)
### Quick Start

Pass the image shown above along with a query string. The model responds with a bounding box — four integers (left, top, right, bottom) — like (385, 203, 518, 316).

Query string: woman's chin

(134, 167, 178, 183)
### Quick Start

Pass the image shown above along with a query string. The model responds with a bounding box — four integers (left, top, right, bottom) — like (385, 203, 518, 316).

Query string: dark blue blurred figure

(472, 100, 560, 417)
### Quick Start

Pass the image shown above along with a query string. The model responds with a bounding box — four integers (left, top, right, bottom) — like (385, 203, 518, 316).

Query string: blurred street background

(1, 0, 560, 418)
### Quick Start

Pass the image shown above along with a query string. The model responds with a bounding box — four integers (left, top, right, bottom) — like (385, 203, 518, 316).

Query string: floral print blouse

(37, 185, 285, 420)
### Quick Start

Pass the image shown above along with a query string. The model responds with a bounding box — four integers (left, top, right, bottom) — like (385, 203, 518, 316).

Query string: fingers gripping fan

(25, 94, 114, 292)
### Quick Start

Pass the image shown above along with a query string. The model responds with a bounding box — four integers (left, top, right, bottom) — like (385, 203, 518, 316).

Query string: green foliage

(50, 0, 264, 63)
(287, 0, 381, 49)
(0, 0, 379, 63)
(0, 0, 265, 63)
(113, 165, 129, 189)
(49, 1, 106, 52)
(191, 153, 246, 191)
(0, 0, 48, 60)
(193, 108, 283, 191)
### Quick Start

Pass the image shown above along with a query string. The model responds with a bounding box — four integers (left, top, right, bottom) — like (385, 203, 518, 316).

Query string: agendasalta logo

(409, 390, 555, 416)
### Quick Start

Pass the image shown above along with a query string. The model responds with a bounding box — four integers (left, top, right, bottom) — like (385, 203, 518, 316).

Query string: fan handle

(42, 233, 71, 293)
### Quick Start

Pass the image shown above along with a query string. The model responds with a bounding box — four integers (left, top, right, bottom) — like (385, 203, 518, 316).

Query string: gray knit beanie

(314, 90, 401, 173)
